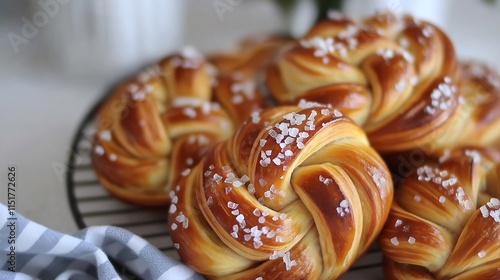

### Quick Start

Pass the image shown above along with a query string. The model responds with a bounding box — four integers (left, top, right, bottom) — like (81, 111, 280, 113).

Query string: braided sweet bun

(383, 61, 500, 180)
(266, 12, 464, 155)
(168, 105, 393, 279)
(91, 47, 266, 206)
(380, 147, 500, 279)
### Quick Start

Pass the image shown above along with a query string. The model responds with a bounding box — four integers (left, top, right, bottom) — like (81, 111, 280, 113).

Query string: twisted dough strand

(266, 12, 464, 155)
(380, 148, 500, 279)
(169, 105, 393, 279)
(208, 35, 291, 79)
(92, 48, 265, 206)
(457, 62, 500, 148)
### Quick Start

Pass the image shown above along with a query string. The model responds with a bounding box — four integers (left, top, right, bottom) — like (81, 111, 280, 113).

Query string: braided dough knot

(169, 105, 393, 279)
(381, 148, 500, 279)
(92, 48, 265, 205)
(267, 12, 463, 154)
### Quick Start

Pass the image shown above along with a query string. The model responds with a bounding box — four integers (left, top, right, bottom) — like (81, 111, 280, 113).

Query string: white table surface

(1, 0, 499, 235)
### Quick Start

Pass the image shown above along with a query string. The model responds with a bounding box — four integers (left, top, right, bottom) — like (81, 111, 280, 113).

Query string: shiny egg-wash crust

(168, 105, 393, 279)
(266, 12, 466, 155)
(457, 62, 500, 148)
(380, 148, 500, 279)
(91, 47, 268, 206)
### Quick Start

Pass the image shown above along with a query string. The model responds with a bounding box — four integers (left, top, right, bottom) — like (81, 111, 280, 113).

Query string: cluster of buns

(91, 10, 500, 280)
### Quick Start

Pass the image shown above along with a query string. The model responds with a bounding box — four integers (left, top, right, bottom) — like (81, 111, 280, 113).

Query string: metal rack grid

(65, 97, 385, 279)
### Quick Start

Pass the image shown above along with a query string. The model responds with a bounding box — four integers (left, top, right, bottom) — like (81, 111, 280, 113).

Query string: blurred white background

(0, 0, 499, 233)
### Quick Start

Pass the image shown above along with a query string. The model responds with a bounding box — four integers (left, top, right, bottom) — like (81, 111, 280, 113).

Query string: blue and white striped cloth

(0, 204, 202, 280)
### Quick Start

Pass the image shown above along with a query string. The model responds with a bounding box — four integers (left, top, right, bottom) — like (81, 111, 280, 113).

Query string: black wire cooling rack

(65, 94, 385, 279)
(65, 94, 178, 259)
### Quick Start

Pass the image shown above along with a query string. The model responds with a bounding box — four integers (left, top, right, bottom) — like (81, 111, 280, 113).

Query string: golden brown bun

(380, 147, 500, 279)
(383, 61, 500, 181)
(91, 48, 266, 206)
(168, 105, 393, 279)
(266, 12, 465, 155)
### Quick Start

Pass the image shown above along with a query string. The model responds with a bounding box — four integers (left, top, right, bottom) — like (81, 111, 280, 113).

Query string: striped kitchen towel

(0, 204, 202, 280)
